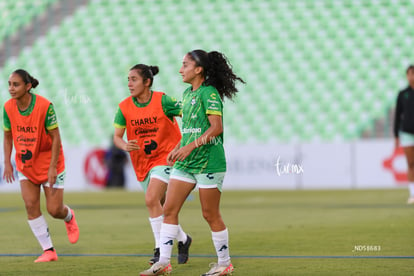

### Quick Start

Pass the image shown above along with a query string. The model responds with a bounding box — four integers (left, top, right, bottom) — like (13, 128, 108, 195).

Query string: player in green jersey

(140, 50, 244, 276)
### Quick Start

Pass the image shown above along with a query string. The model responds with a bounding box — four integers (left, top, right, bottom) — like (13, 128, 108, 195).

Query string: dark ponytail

(130, 64, 159, 87)
(13, 69, 39, 91)
(188, 50, 245, 100)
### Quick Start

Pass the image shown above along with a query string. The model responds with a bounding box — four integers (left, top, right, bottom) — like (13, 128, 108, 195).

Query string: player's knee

(145, 194, 160, 209)
(47, 205, 63, 218)
(24, 200, 40, 215)
(202, 212, 212, 223)
(162, 206, 178, 221)
(202, 209, 220, 224)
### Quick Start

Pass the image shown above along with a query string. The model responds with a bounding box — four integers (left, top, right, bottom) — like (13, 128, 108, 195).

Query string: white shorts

(138, 165, 172, 193)
(170, 168, 226, 192)
(399, 131, 414, 147)
(18, 170, 66, 189)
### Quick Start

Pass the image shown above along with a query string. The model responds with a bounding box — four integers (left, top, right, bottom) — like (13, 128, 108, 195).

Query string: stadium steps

(1, 0, 413, 145)
(0, 0, 89, 66)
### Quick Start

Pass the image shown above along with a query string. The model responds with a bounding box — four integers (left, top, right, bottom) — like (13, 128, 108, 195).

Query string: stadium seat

(1, 0, 413, 145)
(0, 0, 58, 42)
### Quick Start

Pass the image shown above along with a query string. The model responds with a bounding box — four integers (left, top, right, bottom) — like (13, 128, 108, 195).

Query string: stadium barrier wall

(0, 139, 407, 192)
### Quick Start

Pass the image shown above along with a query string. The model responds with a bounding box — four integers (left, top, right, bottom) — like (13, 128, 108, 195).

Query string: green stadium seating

(1, 0, 413, 145)
(0, 0, 58, 43)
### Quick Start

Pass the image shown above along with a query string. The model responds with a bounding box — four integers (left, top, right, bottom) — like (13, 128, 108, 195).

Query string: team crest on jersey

(191, 97, 196, 105)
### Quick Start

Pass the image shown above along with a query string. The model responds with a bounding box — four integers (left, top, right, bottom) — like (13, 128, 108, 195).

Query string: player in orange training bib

(3, 69, 79, 263)
(113, 64, 191, 265)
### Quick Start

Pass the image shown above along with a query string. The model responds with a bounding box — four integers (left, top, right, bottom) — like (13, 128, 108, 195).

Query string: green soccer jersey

(174, 84, 226, 173)
(3, 94, 58, 131)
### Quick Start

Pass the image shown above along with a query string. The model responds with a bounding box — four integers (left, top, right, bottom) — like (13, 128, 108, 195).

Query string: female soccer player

(3, 69, 79, 262)
(113, 64, 191, 265)
(140, 50, 245, 276)
(394, 65, 414, 204)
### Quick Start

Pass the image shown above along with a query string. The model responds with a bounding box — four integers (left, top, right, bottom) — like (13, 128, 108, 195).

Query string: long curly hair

(188, 50, 245, 100)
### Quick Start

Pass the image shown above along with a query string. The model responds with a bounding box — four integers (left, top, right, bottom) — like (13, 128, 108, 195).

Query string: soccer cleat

(177, 234, 192, 264)
(407, 197, 414, 204)
(139, 262, 172, 276)
(65, 209, 79, 244)
(201, 263, 234, 276)
(149, 248, 160, 265)
(34, 250, 58, 263)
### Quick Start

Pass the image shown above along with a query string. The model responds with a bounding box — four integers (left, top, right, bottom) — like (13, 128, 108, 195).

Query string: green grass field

(0, 189, 413, 275)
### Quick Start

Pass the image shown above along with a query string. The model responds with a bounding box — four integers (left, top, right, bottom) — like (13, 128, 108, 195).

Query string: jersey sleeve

(3, 106, 11, 131)
(161, 94, 182, 118)
(202, 87, 223, 116)
(113, 107, 126, 128)
(45, 104, 58, 130)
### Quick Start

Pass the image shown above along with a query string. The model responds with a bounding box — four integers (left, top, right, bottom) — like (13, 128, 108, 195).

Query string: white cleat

(139, 262, 171, 276)
(201, 263, 234, 276)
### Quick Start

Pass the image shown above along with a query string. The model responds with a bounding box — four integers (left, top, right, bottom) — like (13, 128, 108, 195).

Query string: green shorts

(18, 170, 66, 189)
(139, 166, 172, 193)
(170, 168, 226, 192)
(400, 131, 414, 147)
